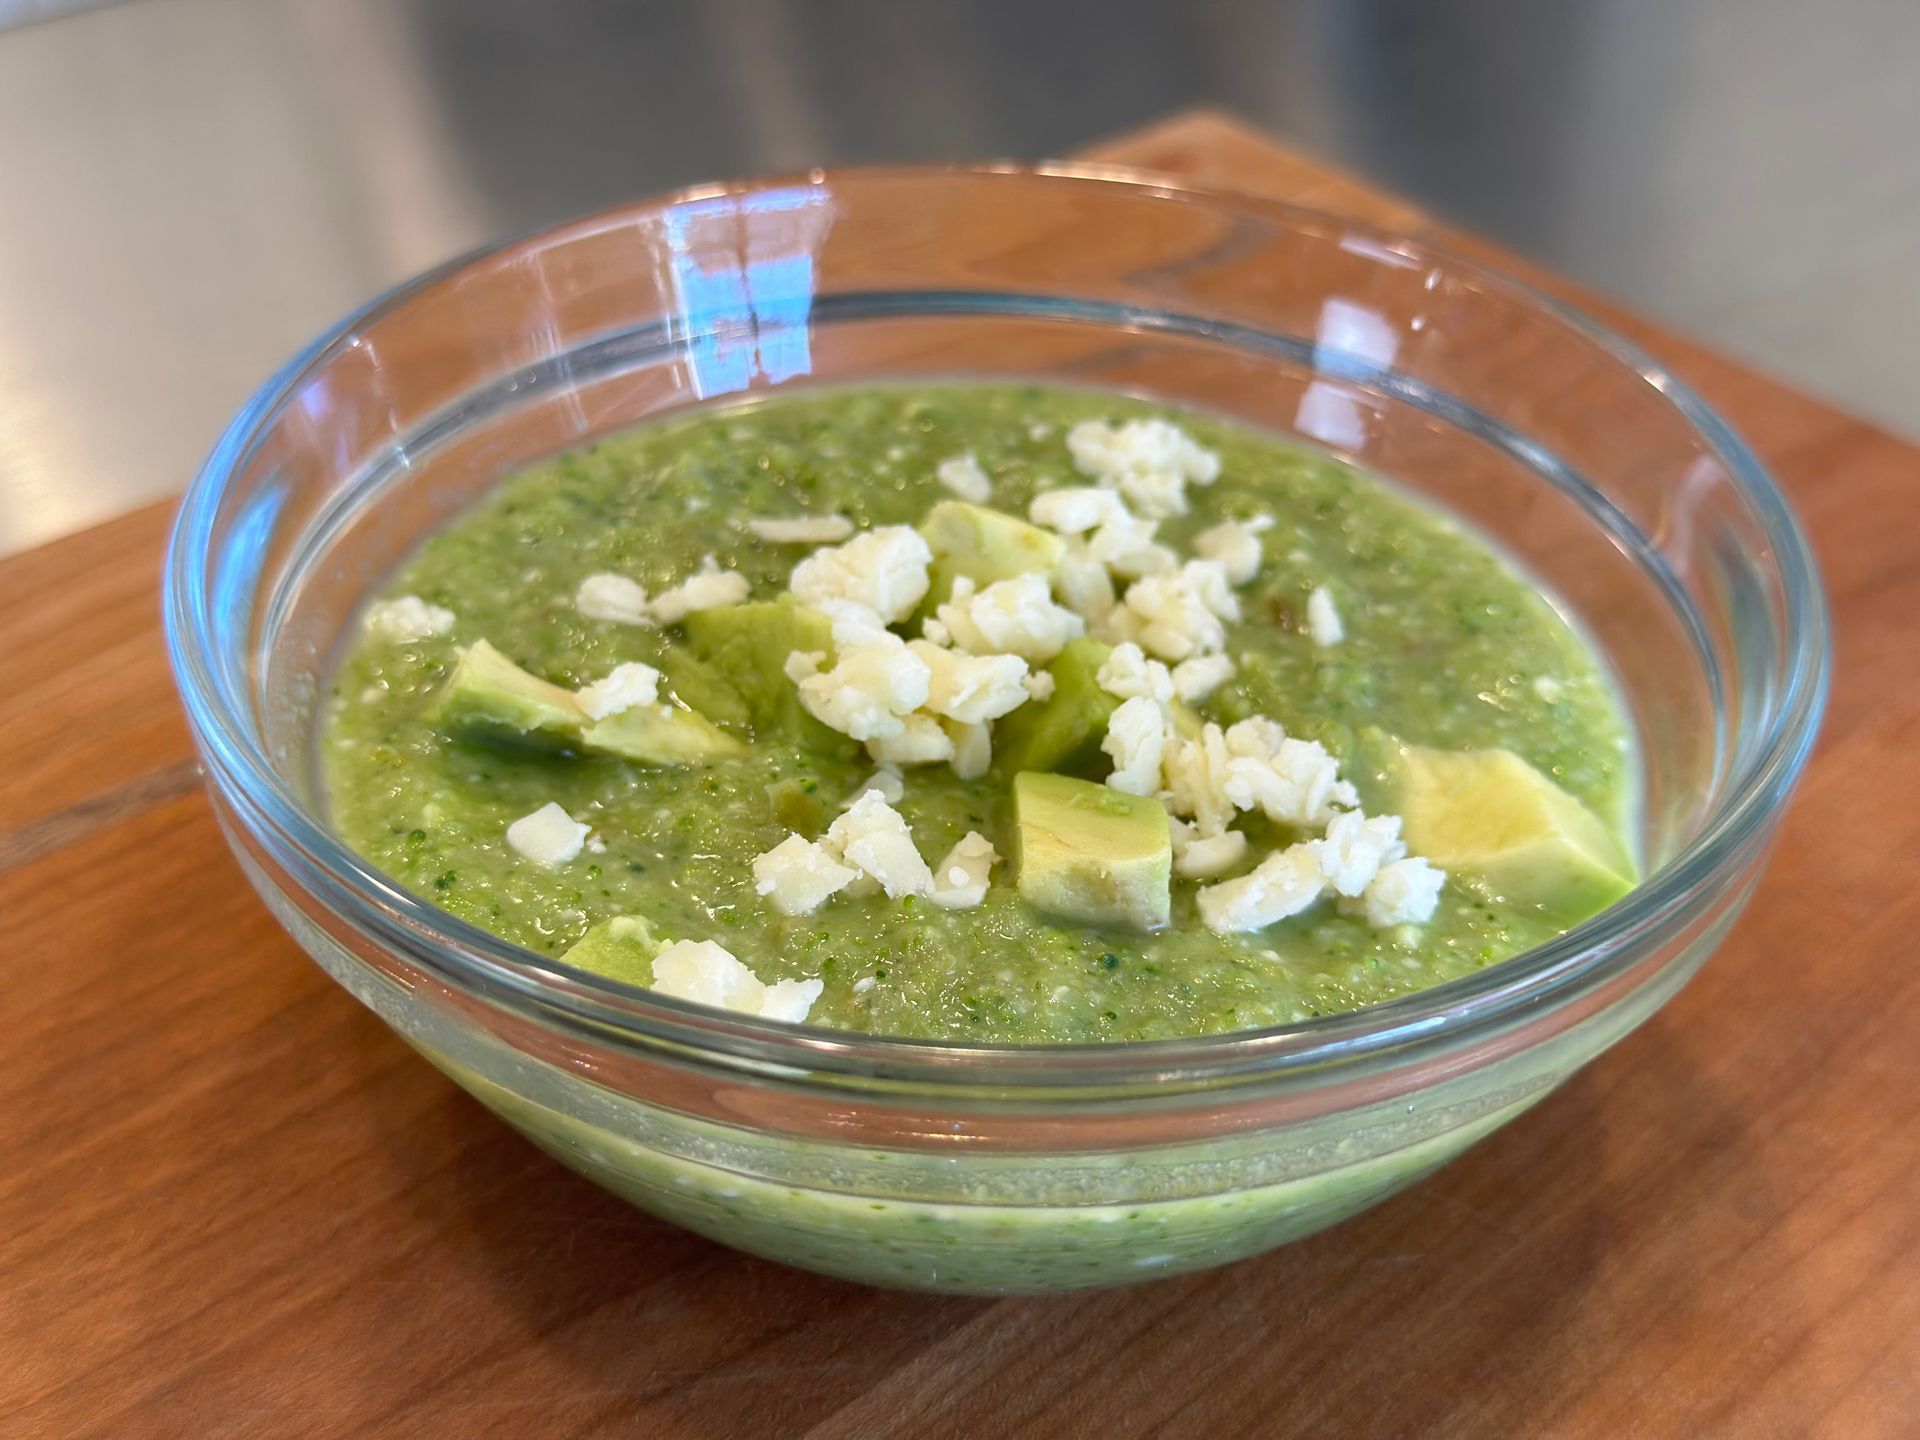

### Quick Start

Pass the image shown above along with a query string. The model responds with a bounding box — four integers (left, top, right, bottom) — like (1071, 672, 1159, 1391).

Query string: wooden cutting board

(2, 111, 1914, 1439)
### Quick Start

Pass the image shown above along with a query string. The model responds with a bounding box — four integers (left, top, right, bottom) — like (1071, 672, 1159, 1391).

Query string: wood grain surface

(3, 112, 1915, 1439)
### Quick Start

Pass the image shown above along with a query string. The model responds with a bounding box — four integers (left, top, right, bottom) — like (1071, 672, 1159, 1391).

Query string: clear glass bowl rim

(163, 163, 1830, 1093)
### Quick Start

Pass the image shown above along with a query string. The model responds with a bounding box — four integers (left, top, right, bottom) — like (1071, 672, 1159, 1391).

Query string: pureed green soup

(323, 384, 1635, 1044)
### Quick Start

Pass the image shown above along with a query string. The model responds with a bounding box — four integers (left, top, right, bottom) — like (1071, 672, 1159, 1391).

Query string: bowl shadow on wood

(349, 1014, 1770, 1437)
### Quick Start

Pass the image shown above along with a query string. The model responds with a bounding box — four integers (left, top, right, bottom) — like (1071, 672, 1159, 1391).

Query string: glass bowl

(163, 167, 1827, 1294)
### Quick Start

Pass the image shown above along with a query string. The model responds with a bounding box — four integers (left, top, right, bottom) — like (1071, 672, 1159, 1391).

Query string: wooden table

(3, 112, 1914, 1438)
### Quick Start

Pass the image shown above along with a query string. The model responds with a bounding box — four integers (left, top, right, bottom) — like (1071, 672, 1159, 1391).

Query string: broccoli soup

(325, 384, 1636, 1045)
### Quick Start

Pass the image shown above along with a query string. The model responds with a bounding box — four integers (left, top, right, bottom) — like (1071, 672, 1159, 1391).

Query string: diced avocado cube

(1013, 771, 1171, 931)
(683, 597, 857, 756)
(1386, 740, 1637, 922)
(559, 915, 663, 987)
(993, 638, 1118, 777)
(427, 639, 585, 749)
(655, 648, 755, 733)
(919, 500, 1066, 606)
(582, 702, 747, 766)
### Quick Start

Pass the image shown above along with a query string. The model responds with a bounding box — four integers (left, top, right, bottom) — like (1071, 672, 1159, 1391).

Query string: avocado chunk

(1387, 741, 1637, 921)
(559, 915, 664, 987)
(683, 598, 856, 755)
(428, 639, 585, 749)
(993, 638, 1118, 776)
(427, 639, 739, 766)
(919, 500, 1065, 606)
(654, 648, 754, 733)
(1013, 771, 1171, 931)
(582, 701, 747, 765)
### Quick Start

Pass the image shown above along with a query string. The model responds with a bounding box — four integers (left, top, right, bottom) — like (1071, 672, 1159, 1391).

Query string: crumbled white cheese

(866, 711, 957, 768)
(790, 525, 932, 624)
(652, 555, 751, 624)
(1024, 670, 1057, 703)
(1171, 653, 1235, 703)
(1161, 717, 1358, 834)
(363, 595, 457, 644)
(1197, 845, 1327, 934)
(1309, 810, 1407, 897)
(935, 574, 1085, 663)
(1085, 509, 1175, 578)
(1362, 856, 1447, 927)
(751, 833, 858, 915)
(842, 767, 905, 807)
(651, 939, 764, 1010)
(1051, 539, 1117, 622)
(1170, 819, 1249, 880)
(823, 790, 934, 898)
(1029, 486, 1129, 535)
(784, 649, 826, 684)
(1184, 559, 1242, 621)
(505, 802, 590, 867)
(907, 640, 1031, 724)
(1191, 516, 1273, 586)
(575, 573, 654, 626)
(947, 719, 992, 780)
(748, 514, 855, 544)
(575, 661, 663, 719)
(758, 977, 827, 1023)
(1161, 722, 1237, 836)
(1306, 584, 1344, 647)
(795, 631, 931, 741)
(1096, 641, 1176, 705)
(1106, 561, 1236, 661)
(852, 975, 877, 995)
(1103, 695, 1170, 796)
(651, 939, 824, 1022)
(928, 831, 997, 909)
(936, 453, 993, 503)
(1065, 418, 1221, 518)
(1221, 721, 1353, 827)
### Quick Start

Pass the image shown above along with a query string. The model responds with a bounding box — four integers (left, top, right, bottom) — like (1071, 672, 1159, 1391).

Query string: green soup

(323, 383, 1632, 1044)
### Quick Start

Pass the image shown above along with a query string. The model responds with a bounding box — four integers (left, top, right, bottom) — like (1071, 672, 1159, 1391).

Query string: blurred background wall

(1, 0, 1913, 553)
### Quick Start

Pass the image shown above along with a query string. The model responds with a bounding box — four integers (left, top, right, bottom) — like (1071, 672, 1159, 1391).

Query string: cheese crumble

(651, 939, 824, 1023)
(1191, 515, 1273, 586)
(651, 556, 751, 624)
(505, 802, 590, 866)
(824, 790, 934, 899)
(748, 514, 856, 544)
(1197, 846, 1326, 935)
(575, 661, 662, 720)
(1307, 584, 1345, 647)
(1097, 642, 1176, 705)
(936, 453, 993, 503)
(929, 831, 997, 909)
(575, 573, 654, 626)
(1363, 856, 1448, 926)
(1102, 695, 1170, 796)
(1171, 653, 1235, 703)
(363, 595, 456, 644)
(752, 833, 858, 916)
(935, 574, 1085, 663)
(1065, 418, 1221, 518)
(790, 525, 932, 624)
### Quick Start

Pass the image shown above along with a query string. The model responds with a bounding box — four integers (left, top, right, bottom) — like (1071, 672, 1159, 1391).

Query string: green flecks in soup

(323, 384, 1633, 1042)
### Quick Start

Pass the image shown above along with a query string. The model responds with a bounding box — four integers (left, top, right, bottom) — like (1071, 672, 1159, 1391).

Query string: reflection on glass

(660, 187, 832, 397)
